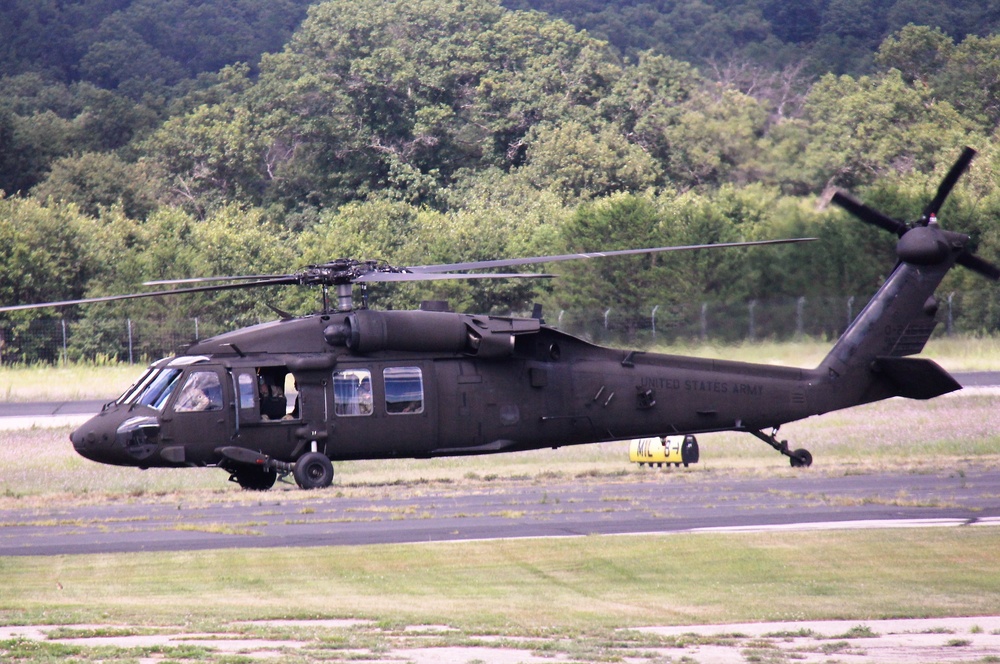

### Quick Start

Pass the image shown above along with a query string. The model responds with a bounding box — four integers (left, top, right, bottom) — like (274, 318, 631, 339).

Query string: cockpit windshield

(115, 367, 157, 405)
(125, 368, 183, 410)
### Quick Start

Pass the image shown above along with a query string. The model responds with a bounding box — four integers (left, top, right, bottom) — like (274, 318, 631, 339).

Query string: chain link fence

(0, 291, 993, 365)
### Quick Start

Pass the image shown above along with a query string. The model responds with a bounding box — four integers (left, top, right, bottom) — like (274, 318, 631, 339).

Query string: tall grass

(0, 363, 138, 402)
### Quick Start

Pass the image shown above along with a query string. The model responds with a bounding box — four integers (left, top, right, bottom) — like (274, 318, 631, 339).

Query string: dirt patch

(3, 616, 999, 662)
(635, 616, 1000, 663)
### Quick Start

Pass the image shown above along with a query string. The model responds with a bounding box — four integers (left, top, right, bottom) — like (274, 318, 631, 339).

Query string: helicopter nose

(72, 412, 164, 466)
(71, 418, 130, 465)
(70, 424, 111, 462)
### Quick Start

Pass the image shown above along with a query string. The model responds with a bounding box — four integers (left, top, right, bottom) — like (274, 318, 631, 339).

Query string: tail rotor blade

(831, 191, 909, 237)
(956, 251, 1000, 281)
(921, 146, 976, 223)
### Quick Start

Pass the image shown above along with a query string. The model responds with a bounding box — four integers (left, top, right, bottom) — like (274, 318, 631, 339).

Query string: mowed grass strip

(2, 528, 998, 631)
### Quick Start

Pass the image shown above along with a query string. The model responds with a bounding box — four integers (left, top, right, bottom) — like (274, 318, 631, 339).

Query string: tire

(234, 466, 277, 491)
(294, 452, 334, 489)
(789, 448, 813, 468)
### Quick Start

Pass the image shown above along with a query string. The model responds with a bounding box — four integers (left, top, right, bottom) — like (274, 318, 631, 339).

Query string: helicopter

(2, 148, 995, 491)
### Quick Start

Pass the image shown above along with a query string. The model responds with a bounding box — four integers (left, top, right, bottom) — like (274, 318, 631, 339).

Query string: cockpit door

(159, 367, 232, 464)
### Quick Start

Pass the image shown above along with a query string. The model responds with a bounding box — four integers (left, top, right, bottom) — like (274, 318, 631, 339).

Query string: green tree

(874, 24, 954, 85)
(936, 33, 1000, 133)
(69, 204, 296, 360)
(769, 69, 978, 192)
(203, 0, 625, 210)
(551, 193, 673, 338)
(518, 120, 661, 202)
(657, 87, 769, 188)
(0, 198, 97, 361)
(31, 152, 162, 219)
(141, 102, 267, 216)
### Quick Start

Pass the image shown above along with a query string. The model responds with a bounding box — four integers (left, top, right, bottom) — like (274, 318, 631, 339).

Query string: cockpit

(113, 356, 213, 411)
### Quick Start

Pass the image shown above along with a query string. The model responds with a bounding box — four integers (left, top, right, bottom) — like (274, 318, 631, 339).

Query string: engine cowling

(323, 309, 539, 357)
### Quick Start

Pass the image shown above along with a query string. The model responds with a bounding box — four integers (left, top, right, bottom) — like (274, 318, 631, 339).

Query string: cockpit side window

(174, 371, 223, 412)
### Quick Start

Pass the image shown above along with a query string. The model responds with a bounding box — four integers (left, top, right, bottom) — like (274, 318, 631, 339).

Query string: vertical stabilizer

(813, 259, 960, 411)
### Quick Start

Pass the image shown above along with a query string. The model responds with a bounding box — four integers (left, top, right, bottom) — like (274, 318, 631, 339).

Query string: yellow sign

(629, 435, 699, 467)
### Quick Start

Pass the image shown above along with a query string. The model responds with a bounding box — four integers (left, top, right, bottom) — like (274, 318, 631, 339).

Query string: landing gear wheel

(294, 452, 334, 490)
(232, 466, 277, 491)
(789, 448, 813, 468)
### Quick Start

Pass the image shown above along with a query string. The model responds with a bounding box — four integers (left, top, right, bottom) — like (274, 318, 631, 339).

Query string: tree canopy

(3, 0, 1000, 361)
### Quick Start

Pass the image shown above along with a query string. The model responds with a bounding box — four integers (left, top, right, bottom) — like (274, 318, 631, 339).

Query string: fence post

(127, 319, 134, 365)
(61, 319, 68, 365)
(700, 303, 708, 341)
(651, 305, 659, 339)
(796, 297, 805, 339)
(748, 300, 757, 341)
(947, 292, 954, 335)
(846, 296, 855, 329)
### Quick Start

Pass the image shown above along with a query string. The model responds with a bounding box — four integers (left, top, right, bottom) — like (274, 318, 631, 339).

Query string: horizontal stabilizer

(871, 357, 961, 400)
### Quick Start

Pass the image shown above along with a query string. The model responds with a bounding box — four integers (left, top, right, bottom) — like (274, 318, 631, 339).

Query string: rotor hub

(896, 226, 967, 266)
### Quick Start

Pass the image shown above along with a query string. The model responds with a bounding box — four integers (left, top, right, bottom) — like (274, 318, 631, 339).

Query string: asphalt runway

(2, 468, 998, 556)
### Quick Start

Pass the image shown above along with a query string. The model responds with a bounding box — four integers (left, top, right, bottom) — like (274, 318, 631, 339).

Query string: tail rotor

(831, 147, 999, 281)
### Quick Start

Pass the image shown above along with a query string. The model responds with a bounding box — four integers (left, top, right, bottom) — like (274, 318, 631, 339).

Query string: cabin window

(333, 369, 373, 417)
(257, 367, 287, 419)
(237, 373, 256, 410)
(384, 367, 424, 414)
(174, 371, 224, 412)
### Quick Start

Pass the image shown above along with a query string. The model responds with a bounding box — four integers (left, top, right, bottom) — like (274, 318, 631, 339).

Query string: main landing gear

(750, 428, 812, 468)
(221, 446, 335, 490)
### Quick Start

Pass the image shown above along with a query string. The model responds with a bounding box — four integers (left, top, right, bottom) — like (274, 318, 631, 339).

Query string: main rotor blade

(921, 146, 976, 223)
(356, 272, 555, 283)
(831, 191, 909, 236)
(406, 238, 816, 274)
(0, 277, 297, 313)
(144, 274, 287, 286)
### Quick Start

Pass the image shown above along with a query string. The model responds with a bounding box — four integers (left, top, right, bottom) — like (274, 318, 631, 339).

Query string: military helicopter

(2, 148, 994, 491)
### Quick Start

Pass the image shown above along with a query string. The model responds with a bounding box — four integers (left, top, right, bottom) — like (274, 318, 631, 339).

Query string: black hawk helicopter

(2, 148, 995, 490)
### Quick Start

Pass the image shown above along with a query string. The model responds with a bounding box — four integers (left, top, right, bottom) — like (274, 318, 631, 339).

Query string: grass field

(4, 529, 1000, 629)
(1, 343, 999, 662)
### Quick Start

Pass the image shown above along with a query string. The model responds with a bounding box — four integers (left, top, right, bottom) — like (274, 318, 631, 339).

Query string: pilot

(175, 372, 222, 412)
(358, 377, 373, 415)
(258, 370, 287, 420)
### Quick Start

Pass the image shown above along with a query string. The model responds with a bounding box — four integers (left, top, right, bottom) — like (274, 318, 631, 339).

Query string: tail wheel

(294, 451, 334, 489)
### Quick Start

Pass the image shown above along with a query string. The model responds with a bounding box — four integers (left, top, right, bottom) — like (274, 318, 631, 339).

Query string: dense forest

(3, 0, 1000, 362)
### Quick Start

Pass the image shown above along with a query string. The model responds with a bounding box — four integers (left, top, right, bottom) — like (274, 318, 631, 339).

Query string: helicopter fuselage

(70, 309, 826, 481)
